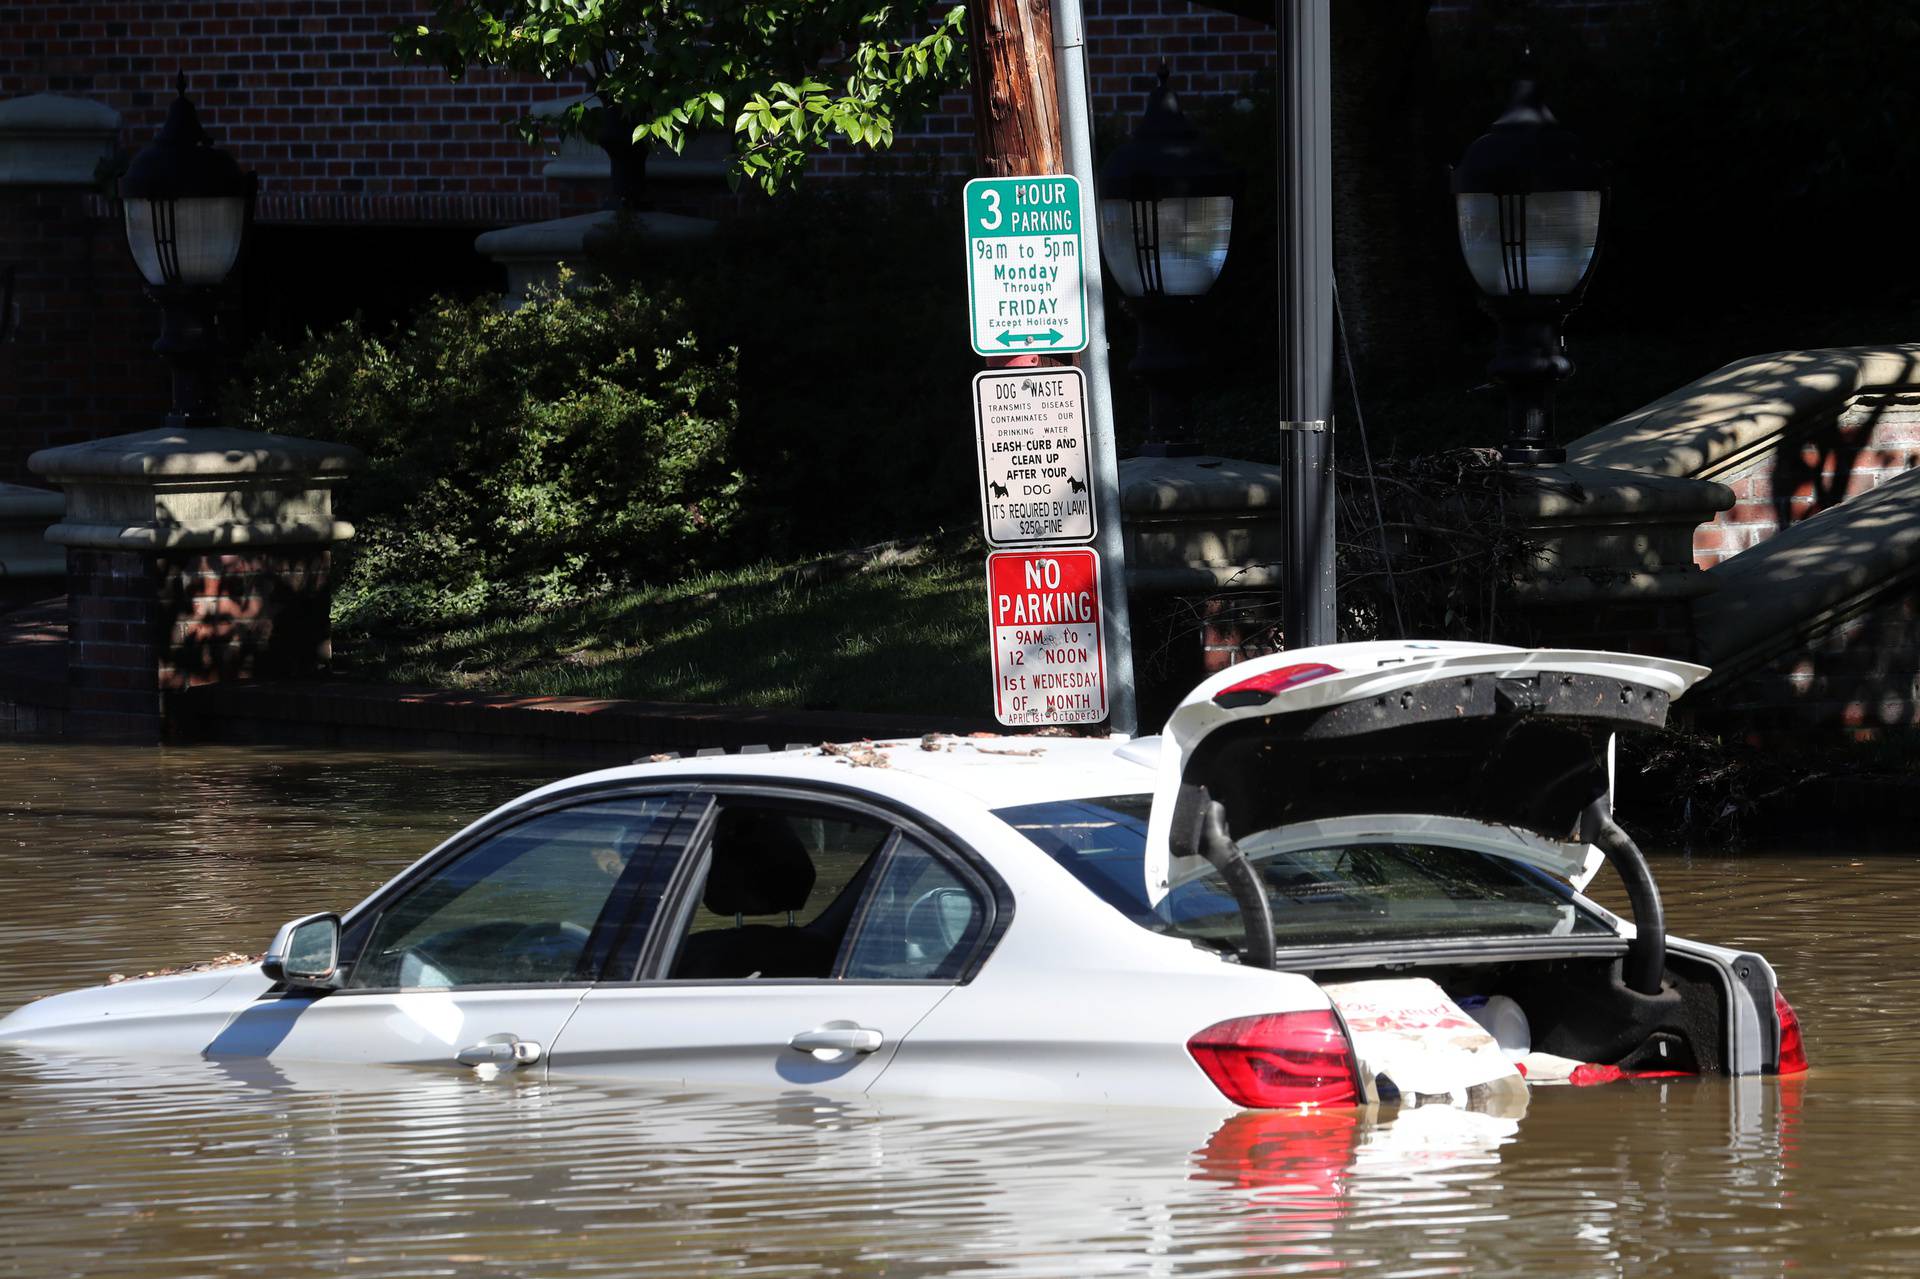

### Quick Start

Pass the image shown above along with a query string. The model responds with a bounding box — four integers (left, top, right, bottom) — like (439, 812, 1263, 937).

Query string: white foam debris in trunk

(1323, 977, 1527, 1112)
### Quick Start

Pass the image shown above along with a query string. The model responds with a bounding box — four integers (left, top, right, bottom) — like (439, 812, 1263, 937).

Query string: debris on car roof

(107, 952, 260, 985)
(820, 740, 890, 768)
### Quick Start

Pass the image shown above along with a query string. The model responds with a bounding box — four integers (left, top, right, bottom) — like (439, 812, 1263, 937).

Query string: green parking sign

(963, 176, 1088, 356)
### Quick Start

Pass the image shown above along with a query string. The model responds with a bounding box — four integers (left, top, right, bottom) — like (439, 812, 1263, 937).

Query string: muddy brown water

(0, 743, 1906, 1276)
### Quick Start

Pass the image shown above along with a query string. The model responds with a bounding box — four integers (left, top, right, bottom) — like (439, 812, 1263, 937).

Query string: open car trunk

(1141, 642, 1779, 1079)
(1145, 641, 1708, 899)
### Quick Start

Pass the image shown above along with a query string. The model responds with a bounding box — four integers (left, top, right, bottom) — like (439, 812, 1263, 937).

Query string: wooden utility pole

(967, 0, 1064, 177)
(964, 0, 1139, 738)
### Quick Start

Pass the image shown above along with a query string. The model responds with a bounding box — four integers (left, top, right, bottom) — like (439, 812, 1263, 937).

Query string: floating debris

(107, 952, 260, 985)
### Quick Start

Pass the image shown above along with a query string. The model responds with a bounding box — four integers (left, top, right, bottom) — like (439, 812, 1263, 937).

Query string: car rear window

(995, 794, 1607, 950)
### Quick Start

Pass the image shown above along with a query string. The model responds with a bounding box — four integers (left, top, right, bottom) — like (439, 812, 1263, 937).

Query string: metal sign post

(1046, 0, 1138, 738)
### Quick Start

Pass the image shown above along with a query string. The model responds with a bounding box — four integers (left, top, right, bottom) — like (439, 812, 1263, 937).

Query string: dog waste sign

(986, 548, 1107, 726)
(974, 368, 1095, 546)
(963, 176, 1088, 356)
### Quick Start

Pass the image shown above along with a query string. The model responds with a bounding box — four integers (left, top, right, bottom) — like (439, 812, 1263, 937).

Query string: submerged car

(0, 641, 1807, 1109)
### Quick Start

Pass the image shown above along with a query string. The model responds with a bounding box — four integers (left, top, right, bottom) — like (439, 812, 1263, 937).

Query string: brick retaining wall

(1696, 393, 1920, 569)
(64, 546, 333, 739)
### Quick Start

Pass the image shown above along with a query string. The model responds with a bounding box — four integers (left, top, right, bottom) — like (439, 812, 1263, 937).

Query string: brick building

(0, 0, 1648, 488)
(0, 1, 1266, 489)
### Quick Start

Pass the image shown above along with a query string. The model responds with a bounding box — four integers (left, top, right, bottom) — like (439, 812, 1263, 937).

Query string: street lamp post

(1276, 0, 1335, 649)
(1452, 61, 1606, 466)
(117, 74, 256, 429)
(1097, 69, 1239, 457)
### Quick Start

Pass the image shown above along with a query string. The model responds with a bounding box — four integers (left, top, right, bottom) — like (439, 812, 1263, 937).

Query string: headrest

(703, 808, 816, 917)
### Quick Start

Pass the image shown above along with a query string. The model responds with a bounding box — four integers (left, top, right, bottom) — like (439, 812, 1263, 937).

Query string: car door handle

(789, 1026, 884, 1055)
(456, 1036, 543, 1067)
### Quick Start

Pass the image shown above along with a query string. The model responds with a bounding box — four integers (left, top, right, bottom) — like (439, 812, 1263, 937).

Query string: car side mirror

(261, 912, 342, 989)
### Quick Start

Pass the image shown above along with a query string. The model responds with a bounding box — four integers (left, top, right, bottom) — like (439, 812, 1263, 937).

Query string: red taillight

(1188, 1011, 1360, 1110)
(1775, 990, 1809, 1076)
(1213, 662, 1343, 709)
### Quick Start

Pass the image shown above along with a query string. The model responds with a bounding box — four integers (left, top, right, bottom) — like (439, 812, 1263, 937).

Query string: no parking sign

(986, 548, 1107, 727)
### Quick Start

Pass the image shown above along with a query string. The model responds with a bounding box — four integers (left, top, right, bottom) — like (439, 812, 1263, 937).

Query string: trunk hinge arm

(1199, 800, 1278, 971)
(1580, 799, 1668, 995)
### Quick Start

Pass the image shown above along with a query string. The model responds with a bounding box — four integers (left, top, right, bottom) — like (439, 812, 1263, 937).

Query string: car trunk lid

(1144, 641, 1708, 903)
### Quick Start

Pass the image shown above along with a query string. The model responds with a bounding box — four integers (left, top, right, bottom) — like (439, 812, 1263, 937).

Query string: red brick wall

(1, 1, 588, 218)
(1695, 394, 1920, 568)
(0, 190, 152, 479)
(64, 546, 334, 740)
(0, 1, 1280, 196)
(65, 549, 165, 739)
(1428, 0, 1651, 31)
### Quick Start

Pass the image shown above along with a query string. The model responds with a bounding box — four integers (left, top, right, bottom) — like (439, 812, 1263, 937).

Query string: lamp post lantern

(118, 74, 256, 429)
(1098, 68, 1239, 457)
(1452, 60, 1606, 466)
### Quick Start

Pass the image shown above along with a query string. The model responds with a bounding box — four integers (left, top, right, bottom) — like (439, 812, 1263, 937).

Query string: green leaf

(398, 0, 969, 193)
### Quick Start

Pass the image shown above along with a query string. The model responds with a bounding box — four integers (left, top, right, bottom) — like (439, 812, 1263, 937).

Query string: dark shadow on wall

(1767, 385, 1920, 535)
(1697, 577, 1920, 746)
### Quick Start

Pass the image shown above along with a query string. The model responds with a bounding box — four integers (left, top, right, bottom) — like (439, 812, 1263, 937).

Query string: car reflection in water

(0, 1042, 1809, 1276)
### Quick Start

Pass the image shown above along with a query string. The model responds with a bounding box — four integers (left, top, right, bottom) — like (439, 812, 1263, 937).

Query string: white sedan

(0, 642, 1807, 1109)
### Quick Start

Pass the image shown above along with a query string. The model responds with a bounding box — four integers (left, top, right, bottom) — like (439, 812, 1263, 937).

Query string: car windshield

(994, 794, 1607, 951)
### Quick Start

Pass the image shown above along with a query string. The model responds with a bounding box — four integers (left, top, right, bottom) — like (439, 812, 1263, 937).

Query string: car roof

(521, 734, 1162, 813)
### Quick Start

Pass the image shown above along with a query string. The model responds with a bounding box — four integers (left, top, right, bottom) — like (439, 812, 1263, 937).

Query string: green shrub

(225, 280, 743, 628)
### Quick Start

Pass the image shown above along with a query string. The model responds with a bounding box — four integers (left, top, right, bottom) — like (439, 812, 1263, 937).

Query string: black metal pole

(1276, 0, 1336, 647)
(1488, 295, 1573, 465)
(151, 285, 222, 430)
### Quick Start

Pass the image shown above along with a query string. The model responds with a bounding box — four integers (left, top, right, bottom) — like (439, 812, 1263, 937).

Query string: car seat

(672, 809, 839, 979)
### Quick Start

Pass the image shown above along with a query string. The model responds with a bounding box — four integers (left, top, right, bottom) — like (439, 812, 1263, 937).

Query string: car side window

(346, 795, 685, 990)
(841, 836, 986, 981)
(668, 803, 891, 980)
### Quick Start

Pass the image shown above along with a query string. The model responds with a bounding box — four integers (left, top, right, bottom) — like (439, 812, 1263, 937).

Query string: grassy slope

(335, 298, 1920, 720)
(339, 540, 988, 717)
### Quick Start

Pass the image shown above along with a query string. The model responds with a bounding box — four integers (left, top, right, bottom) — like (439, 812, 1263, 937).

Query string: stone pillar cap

(0, 93, 121, 186)
(29, 427, 363, 483)
(0, 481, 66, 518)
(473, 209, 718, 260)
(0, 92, 120, 134)
(1504, 461, 1735, 521)
(1118, 453, 1291, 514)
(1569, 343, 1920, 479)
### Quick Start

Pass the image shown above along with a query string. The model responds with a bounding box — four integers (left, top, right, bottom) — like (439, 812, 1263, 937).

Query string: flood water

(0, 743, 1906, 1276)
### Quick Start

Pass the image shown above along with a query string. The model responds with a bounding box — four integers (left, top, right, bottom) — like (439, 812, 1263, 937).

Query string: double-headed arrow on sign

(996, 329, 1066, 348)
